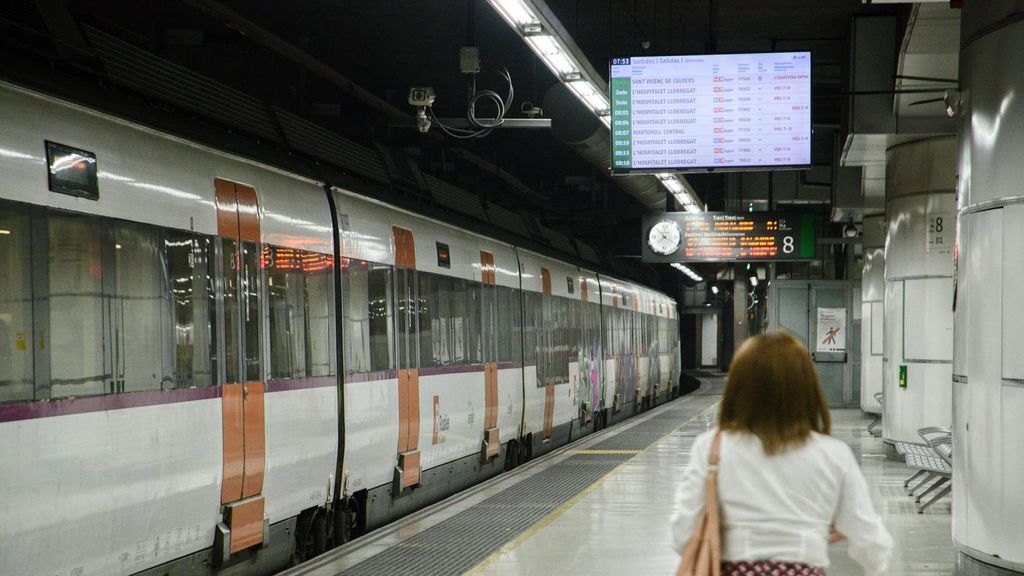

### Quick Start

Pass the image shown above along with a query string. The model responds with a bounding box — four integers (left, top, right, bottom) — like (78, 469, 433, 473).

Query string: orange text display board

(641, 211, 816, 263)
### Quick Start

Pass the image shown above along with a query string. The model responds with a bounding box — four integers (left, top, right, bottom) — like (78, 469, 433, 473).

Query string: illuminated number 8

(782, 236, 795, 254)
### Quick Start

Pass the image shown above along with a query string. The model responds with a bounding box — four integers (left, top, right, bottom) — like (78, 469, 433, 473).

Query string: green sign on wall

(899, 365, 908, 389)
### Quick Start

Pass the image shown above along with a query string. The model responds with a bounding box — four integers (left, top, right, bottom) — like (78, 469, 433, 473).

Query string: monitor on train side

(609, 52, 812, 173)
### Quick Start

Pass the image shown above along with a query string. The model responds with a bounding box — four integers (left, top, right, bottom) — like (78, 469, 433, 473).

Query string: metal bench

(902, 427, 953, 513)
(895, 428, 948, 493)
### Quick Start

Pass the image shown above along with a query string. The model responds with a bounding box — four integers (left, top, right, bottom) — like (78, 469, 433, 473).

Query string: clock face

(648, 220, 682, 255)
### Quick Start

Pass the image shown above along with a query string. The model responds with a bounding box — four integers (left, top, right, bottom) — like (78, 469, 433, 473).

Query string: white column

(953, 8, 1024, 572)
(882, 137, 955, 451)
(860, 214, 885, 412)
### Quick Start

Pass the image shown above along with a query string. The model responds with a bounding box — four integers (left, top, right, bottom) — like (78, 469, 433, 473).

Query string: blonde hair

(719, 331, 831, 454)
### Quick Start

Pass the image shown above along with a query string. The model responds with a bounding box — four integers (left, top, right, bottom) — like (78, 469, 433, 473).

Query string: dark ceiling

(1, 0, 904, 289)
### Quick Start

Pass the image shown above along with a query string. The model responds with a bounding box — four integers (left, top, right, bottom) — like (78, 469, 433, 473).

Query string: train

(0, 80, 682, 576)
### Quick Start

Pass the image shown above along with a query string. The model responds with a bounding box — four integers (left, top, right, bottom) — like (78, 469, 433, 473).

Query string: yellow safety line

(464, 401, 720, 576)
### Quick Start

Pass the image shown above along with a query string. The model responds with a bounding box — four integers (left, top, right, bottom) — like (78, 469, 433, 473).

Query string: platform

(284, 375, 954, 576)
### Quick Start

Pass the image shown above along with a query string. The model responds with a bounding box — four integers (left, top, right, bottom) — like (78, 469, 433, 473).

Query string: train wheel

(294, 508, 328, 564)
(504, 439, 518, 471)
(312, 512, 327, 556)
(333, 498, 355, 547)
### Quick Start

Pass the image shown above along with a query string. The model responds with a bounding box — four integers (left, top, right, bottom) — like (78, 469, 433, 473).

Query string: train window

(449, 277, 468, 365)
(420, 273, 441, 368)
(465, 280, 482, 365)
(395, 264, 418, 370)
(496, 286, 521, 364)
(166, 232, 217, 388)
(418, 272, 469, 368)
(533, 293, 570, 387)
(48, 213, 107, 399)
(1, 202, 268, 403)
(241, 241, 261, 381)
(581, 301, 602, 377)
(341, 258, 393, 373)
(0, 205, 34, 403)
(303, 253, 336, 377)
(557, 298, 571, 384)
(481, 277, 496, 364)
(367, 263, 392, 371)
(417, 272, 433, 368)
(521, 290, 537, 364)
(568, 299, 581, 366)
(113, 222, 174, 392)
(266, 246, 336, 380)
(222, 239, 242, 384)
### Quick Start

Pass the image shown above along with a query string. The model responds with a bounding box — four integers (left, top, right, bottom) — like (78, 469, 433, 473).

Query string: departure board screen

(641, 212, 817, 263)
(610, 52, 812, 173)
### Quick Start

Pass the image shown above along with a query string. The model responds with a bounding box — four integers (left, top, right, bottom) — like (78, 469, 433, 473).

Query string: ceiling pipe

(543, 82, 666, 211)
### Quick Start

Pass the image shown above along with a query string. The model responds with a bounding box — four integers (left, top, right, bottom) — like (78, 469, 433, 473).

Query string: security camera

(408, 87, 436, 107)
(408, 87, 436, 134)
(944, 89, 960, 119)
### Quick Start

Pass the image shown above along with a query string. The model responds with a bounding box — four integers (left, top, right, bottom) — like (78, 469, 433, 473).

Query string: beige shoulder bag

(675, 430, 723, 576)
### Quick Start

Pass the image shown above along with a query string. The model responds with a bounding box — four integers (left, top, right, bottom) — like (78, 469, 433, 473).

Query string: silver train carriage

(0, 80, 682, 576)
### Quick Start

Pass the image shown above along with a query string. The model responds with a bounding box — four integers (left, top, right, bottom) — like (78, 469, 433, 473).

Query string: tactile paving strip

(592, 409, 712, 451)
(324, 394, 720, 576)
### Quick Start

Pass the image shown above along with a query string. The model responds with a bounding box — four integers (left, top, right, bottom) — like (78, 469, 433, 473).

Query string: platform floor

(285, 375, 954, 576)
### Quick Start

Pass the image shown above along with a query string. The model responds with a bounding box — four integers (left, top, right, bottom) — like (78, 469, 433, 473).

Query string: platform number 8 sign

(928, 212, 953, 255)
(782, 236, 795, 254)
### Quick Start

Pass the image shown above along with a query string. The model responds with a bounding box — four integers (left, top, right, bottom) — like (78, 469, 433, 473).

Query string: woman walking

(671, 332, 892, 575)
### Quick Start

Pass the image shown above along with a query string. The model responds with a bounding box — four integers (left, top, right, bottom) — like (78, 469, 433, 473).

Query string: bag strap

(708, 430, 723, 469)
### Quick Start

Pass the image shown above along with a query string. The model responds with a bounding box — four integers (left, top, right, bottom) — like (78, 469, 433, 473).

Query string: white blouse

(670, 429, 893, 575)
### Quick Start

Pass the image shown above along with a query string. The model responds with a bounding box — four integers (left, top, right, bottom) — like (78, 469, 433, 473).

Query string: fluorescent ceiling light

(656, 173, 701, 211)
(685, 204, 702, 213)
(524, 35, 577, 76)
(491, 0, 537, 27)
(661, 178, 684, 194)
(674, 193, 694, 205)
(566, 80, 609, 114)
(671, 262, 703, 282)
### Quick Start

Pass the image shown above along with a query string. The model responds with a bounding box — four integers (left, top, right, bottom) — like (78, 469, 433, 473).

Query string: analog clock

(648, 220, 682, 255)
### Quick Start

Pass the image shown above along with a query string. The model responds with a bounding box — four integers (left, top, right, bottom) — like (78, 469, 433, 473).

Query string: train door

(393, 226, 421, 490)
(213, 178, 267, 560)
(479, 251, 499, 459)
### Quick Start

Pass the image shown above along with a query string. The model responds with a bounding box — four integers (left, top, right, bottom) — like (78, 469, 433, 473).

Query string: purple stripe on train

(0, 386, 222, 424)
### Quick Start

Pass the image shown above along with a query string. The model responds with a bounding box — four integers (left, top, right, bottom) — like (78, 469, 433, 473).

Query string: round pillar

(882, 137, 955, 455)
(860, 213, 885, 412)
(954, 6, 1024, 573)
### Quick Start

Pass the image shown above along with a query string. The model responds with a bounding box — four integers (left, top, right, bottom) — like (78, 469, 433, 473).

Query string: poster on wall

(816, 307, 846, 353)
